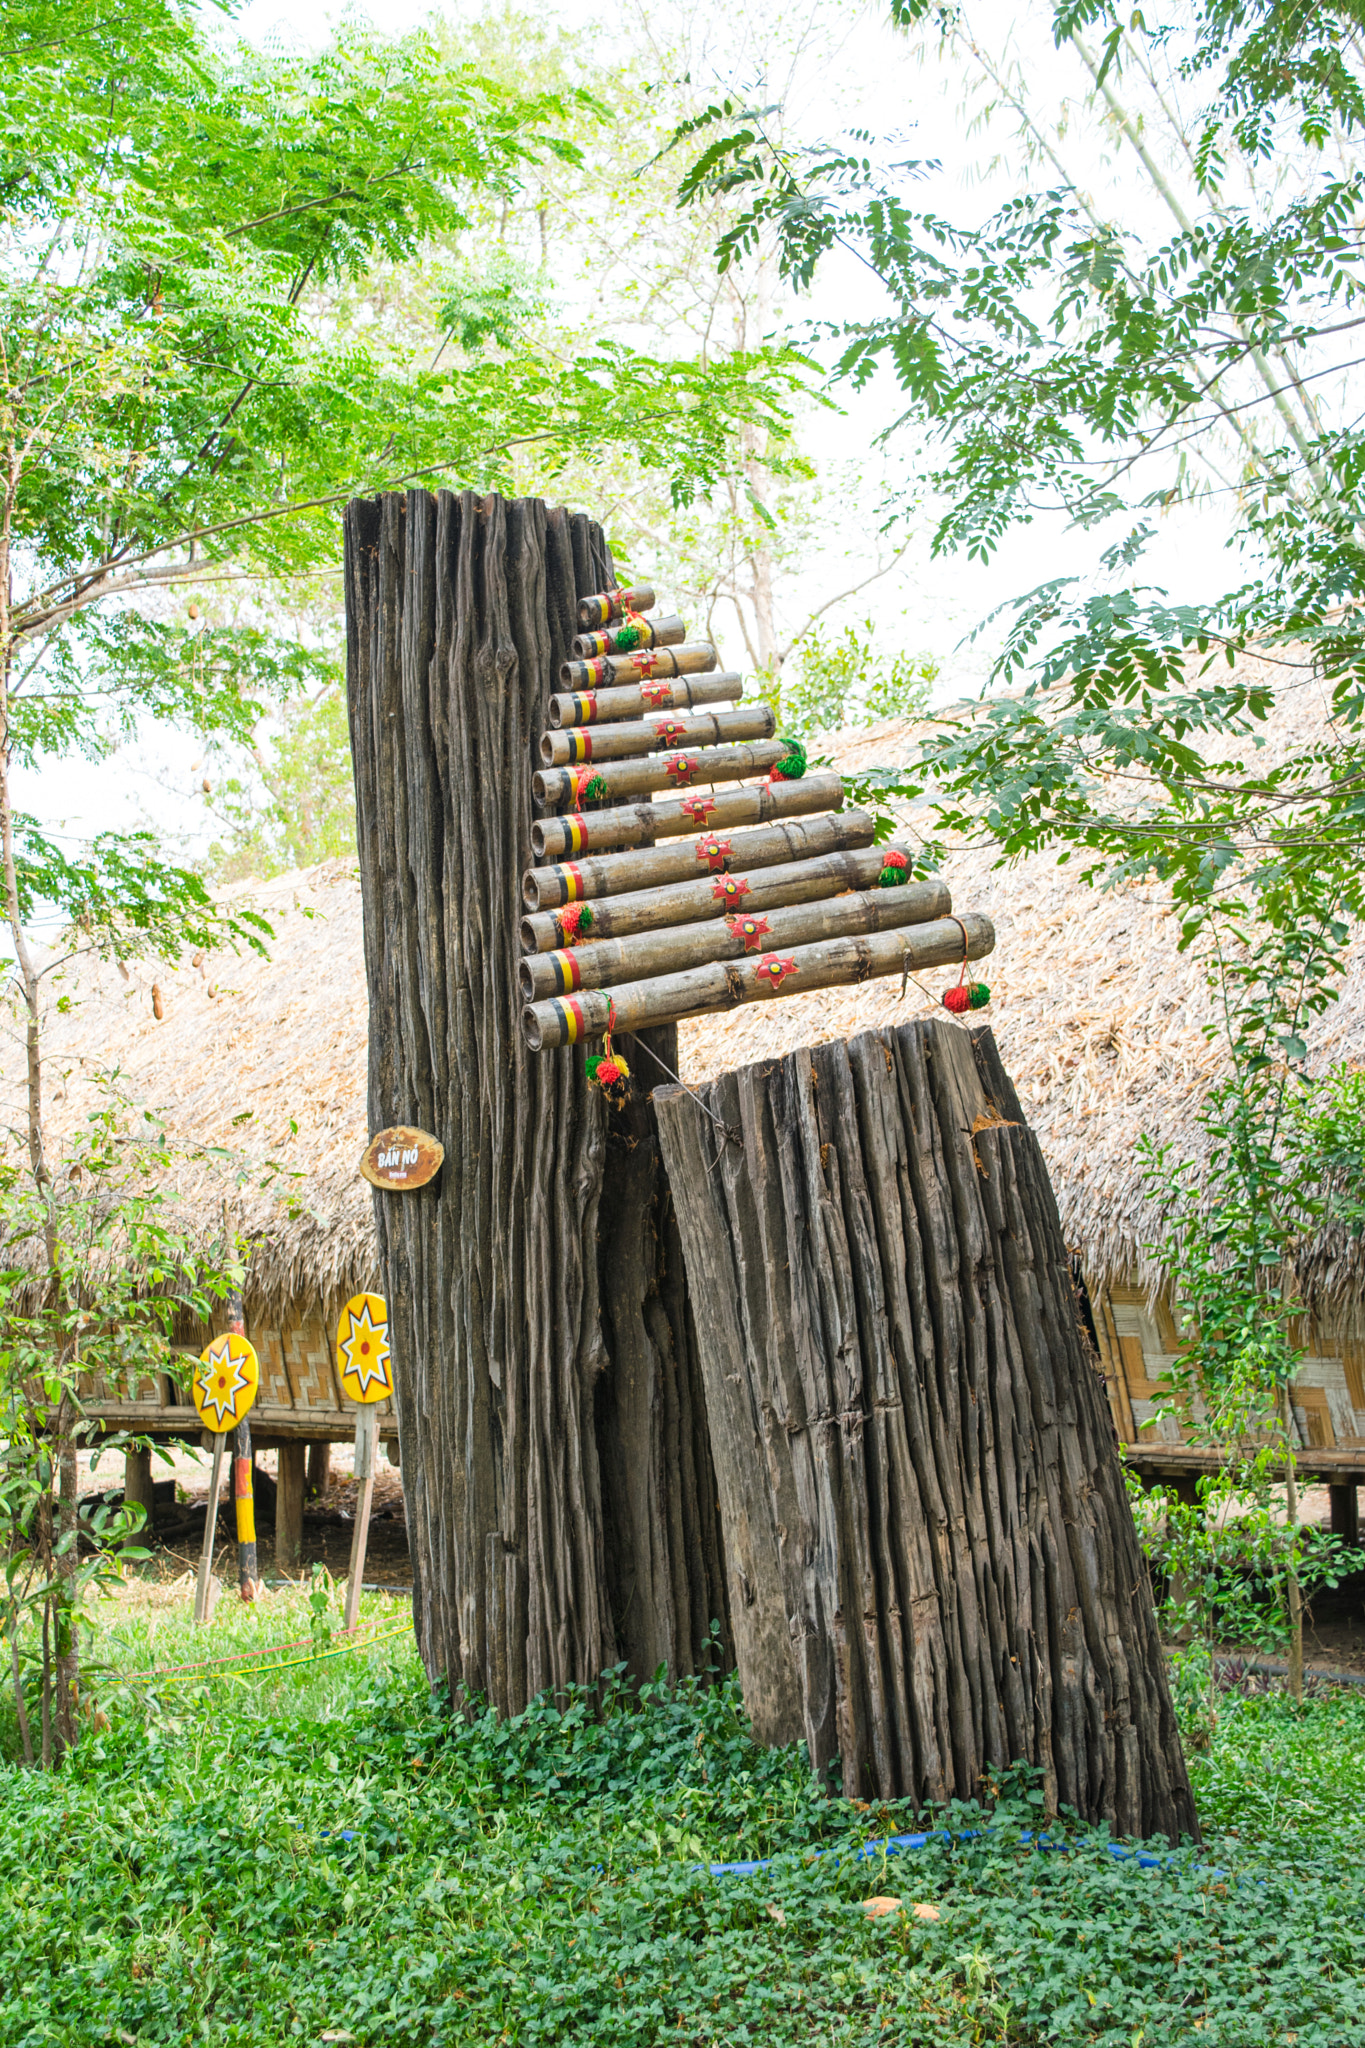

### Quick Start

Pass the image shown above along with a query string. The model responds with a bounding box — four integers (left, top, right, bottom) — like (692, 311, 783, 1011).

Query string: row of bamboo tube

(520, 583, 995, 1048)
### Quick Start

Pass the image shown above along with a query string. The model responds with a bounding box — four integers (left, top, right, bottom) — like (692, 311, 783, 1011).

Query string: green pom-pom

(584, 1053, 604, 1082)
(585, 774, 608, 803)
(968, 982, 991, 1009)
(613, 625, 641, 651)
(771, 736, 807, 781)
(878, 851, 910, 887)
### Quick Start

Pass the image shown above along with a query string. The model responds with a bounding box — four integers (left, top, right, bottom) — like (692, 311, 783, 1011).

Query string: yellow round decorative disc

(336, 1292, 392, 1405)
(193, 1333, 259, 1432)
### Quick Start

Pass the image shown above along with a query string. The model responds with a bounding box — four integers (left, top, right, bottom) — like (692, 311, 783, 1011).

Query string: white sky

(21, 0, 1243, 865)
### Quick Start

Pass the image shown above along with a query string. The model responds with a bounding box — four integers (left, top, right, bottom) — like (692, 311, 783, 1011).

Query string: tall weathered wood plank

(344, 489, 729, 1711)
(653, 1017, 1197, 1841)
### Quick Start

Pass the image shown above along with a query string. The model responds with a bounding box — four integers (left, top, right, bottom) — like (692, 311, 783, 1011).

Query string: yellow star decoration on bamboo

(336, 1294, 392, 1404)
(193, 1334, 259, 1431)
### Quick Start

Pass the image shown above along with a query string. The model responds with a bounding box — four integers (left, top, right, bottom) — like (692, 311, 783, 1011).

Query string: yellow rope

(126, 1620, 412, 1688)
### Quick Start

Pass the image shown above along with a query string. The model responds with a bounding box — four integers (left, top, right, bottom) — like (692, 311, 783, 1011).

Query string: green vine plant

(0, 1080, 263, 1767)
(1132, 915, 1365, 1727)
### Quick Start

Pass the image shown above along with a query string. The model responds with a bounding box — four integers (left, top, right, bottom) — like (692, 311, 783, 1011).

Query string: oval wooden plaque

(359, 1125, 444, 1191)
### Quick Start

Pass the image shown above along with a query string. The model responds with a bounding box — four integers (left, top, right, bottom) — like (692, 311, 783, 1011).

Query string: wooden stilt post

(277, 1443, 306, 1569)
(232, 1421, 258, 1602)
(193, 1434, 227, 1625)
(344, 1405, 378, 1635)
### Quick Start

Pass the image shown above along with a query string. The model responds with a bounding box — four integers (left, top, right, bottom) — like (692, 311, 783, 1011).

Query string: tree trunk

(652, 1017, 1198, 1842)
(343, 488, 730, 1713)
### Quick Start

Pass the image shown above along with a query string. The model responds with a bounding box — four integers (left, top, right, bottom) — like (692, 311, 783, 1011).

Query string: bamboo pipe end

(518, 914, 539, 953)
(529, 822, 550, 859)
(518, 958, 537, 1003)
(538, 732, 556, 765)
(522, 1005, 547, 1051)
(521, 870, 543, 909)
(531, 769, 553, 804)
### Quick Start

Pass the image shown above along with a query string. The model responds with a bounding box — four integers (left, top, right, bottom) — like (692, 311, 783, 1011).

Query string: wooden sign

(359, 1126, 443, 1191)
(336, 1293, 393, 1405)
(193, 1333, 259, 1433)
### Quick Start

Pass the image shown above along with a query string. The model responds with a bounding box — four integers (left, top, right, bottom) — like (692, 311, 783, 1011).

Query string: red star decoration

(665, 752, 699, 786)
(712, 874, 750, 905)
(695, 834, 732, 871)
(653, 718, 689, 745)
(727, 913, 771, 952)
(680, 794, 717, 824)
(641, 681, 673, 707)
(754, 952, 797, 991)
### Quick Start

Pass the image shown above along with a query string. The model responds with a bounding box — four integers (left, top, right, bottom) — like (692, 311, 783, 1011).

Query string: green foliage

(209, 686, 357, 881)
(671, 9, 1365, 991)
(0, 1084, 248, 1762)
(760, 619, 936, 739)
(4, 1600, 1365, 2046)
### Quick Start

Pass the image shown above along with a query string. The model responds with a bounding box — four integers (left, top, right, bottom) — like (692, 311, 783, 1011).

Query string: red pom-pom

(596, 1057, 623, 1087)
(942, 984, 971, 1013)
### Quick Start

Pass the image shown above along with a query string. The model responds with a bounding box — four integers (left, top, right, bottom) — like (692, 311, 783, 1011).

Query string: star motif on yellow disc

(193, 1333, 259, 1431)
(336, 1293, 392, 1404)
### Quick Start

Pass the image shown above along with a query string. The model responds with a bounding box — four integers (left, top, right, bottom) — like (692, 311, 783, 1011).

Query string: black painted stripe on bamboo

(547, 672, 743, 728)
(535, 739, 790, 809)
(539, 703, 773, 768)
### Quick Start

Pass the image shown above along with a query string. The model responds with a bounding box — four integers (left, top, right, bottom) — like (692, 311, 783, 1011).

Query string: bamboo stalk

(540, 703, 773, 768)
(529, 770, 846, 861)
(522, 912, 996, 1047)
(344, 1404, 379, 1636)
(548, 671, 742, 728)
(194, 1434, 227, 1624)
(520, 879, 951, 1001)
(523, 807, 875, 911)
(572, 613, 686, 659)
(521, 841, 928, 950)
(579, 583, 656, 629)
(559, 641, 717, 691)
(535, 738, 791, 809)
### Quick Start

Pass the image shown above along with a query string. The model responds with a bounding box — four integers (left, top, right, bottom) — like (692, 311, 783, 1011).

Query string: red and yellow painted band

(235, 1495, 256, 1543)
(560, 815, 589, 855)
(574, 691, 598, 724)
(558, 862, 585, 903)
(566, 730, 592, 763)
(552, 995, 588, 1044)
(549, 950, 582, 993)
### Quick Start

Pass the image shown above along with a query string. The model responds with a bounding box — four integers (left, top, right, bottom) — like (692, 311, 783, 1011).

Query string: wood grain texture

(344, 488, 731, 1711)
(521, 809, 875, 912)
(652, 1018, 1198, 1842)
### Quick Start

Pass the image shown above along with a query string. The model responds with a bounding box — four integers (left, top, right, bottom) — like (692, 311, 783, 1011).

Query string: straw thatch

(5, 648, 1360, 1315)
(1, 860, 374, 1321)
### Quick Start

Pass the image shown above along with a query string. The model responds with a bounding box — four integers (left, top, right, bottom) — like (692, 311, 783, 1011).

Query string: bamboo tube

(535, 738, 791, 810)
(520, 881, 951, 1002)
(572, 614, 686, 659)
(521, 843, 934, 951)
(530, 770, 845, 861)
(559, 641, 717, 691)
(579, 583, 656, 629)
(549, 671, 742, 729)
(523, 808, 876, 911)
(522, 912, 996, 1048)
(540, 703, 773, 768)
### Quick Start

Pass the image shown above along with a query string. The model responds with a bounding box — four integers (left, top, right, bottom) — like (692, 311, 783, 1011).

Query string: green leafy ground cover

(2, 1586, 1363, 2047)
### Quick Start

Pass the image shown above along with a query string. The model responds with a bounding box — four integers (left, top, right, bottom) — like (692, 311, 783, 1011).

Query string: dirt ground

(83, 1438, 414, 1588)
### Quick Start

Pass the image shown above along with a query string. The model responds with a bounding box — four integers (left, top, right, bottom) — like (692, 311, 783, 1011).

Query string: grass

(0, 1581, 1363, 2046)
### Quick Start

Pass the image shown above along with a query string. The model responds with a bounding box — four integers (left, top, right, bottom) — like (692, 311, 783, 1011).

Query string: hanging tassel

(585, 997, 631, 1104)
(941, 914, 991, 1012)
(557, 903, 595, 946)
(878, 849, 910, 887)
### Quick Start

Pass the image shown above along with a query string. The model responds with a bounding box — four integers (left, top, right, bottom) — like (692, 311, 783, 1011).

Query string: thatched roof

(9, 664, 1361, 1313)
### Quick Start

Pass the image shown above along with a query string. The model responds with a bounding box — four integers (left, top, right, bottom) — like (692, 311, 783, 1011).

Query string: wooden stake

(344, 1405, 379, 1635)
(520, 880, 953, 1001)
(193, 1433, 227, 1624)
(521, 841, 926, 951)
(522, 911, 996, 1047)
(535, 738, 791, 809)
(539, 702, 773, 767)
(548, 671, 742, 728)
(529, 770, 845, 861)
(522, 808, 875, 911)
